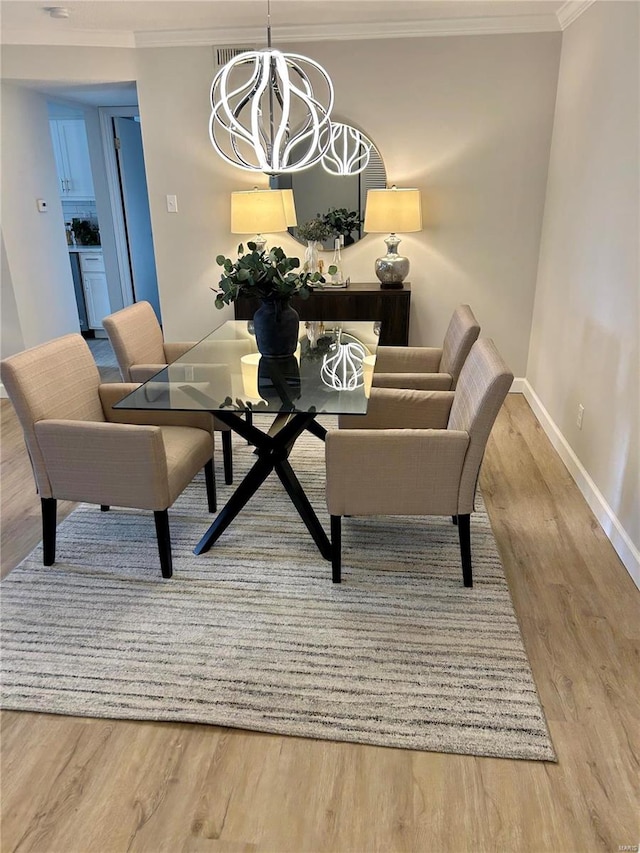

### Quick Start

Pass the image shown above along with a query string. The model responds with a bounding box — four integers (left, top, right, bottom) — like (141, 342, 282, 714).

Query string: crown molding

(0, 29, 135, 48)
(133, 14, 561, 48)
(556, 0, 596, 29)
(0, 11, 565, 50)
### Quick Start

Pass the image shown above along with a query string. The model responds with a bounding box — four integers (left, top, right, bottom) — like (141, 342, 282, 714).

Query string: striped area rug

(0, 423, 555, 761)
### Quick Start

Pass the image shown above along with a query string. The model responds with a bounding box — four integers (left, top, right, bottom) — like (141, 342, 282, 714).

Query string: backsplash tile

(62, 200, 98, 224)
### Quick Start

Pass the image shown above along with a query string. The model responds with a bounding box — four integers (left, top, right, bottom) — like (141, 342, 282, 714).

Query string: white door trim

(98, 106, 137, 307)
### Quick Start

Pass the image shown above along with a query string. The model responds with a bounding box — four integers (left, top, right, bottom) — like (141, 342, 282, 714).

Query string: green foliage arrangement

(213, 243, 332, 308)
(295, 218, 332, 243)
(322, 207, 362, 240)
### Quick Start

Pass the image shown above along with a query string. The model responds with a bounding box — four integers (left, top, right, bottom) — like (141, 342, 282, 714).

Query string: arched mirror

(270, 125, 386, 251)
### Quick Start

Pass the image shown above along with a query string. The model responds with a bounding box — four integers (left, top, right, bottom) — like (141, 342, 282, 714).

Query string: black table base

(194, 410, 332, 561)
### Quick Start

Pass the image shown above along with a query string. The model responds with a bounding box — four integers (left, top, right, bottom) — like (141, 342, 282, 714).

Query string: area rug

(0, 424, 555, 761)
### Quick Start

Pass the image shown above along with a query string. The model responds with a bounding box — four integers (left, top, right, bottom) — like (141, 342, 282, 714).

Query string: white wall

(135, 34, 561, 373)
(1, 232, 24, 359)
(527, 1, 639, 579)
(0, 82, 79, 352)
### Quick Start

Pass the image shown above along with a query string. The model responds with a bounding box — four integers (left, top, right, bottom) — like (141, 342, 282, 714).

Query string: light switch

(166, 194, 178, 213)
(36, 198, 48, 212)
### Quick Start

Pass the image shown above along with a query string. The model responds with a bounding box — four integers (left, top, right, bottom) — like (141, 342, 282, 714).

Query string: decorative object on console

(322, 207, 361, 246)
(212, 243, 334, 357)
(296, 217, 331, 274)
(327, 238, 347, 287)
(230, 188, 290, 252)
(320, 123, 372, 176)
(209, 0, 334, 173)
(364, 186, 422, 288)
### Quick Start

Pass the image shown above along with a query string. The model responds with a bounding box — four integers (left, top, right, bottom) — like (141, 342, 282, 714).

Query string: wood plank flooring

(1, 394, 638, 853)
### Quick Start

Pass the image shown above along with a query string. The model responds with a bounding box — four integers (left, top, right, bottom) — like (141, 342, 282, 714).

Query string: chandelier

(209, 2, 334, 174)
(320, 123, 372, 176)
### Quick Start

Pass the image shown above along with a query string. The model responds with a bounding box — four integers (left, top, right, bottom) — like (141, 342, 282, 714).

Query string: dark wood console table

(233, 282, 411, 346)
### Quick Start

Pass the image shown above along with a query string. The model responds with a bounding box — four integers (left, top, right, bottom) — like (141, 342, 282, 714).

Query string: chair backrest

(447, 338, 513, 513)
(103, 301, 165, 382)
(439, 305, 481, 388)
(0, 334, 104, 497)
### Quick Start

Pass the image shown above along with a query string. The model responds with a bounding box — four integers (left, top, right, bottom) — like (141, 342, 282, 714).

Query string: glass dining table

(114, 319, 379, 560)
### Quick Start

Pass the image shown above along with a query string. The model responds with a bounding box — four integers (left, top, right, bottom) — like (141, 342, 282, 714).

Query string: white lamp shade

(364, 188, 422, 233)
(278, 189, 297, 227)
(230, 189, 288, 234)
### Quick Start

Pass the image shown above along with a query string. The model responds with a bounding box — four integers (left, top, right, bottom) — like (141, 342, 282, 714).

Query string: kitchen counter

(68, 245, 102, 252)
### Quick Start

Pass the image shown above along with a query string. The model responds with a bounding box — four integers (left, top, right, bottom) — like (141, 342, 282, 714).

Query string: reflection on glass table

(115, 321, 377, 416)
(114, 320, 379, 563)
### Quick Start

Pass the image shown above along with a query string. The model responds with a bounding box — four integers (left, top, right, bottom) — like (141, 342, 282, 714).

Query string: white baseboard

(510, 377, 526, 393)
(522, 379, 640, 590)
(0, 383, 7, 399)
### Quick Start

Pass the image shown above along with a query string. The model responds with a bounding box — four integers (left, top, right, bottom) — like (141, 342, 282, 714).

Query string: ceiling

(0, 1, 585, 48)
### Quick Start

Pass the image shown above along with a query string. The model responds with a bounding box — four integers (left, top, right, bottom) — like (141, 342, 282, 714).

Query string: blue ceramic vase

(253, 299, 299, 358)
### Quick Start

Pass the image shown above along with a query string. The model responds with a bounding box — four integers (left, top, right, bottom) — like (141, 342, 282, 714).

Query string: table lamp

(363, 186, 422, 288)
(230, 188, 294, 252)
(278, 189, 298, 229)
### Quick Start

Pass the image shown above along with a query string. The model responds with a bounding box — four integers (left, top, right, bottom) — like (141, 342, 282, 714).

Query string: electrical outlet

(576, 403, 584, 429)
(166, 194, 178, 213)
(36, 198, 48, 212)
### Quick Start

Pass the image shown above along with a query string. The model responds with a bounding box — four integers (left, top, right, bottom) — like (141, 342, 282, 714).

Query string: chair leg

(452, 515, 458, 525)
(41, 498, 57, 566)
(204, 459, 217, 513)
(154, 510, 173, 579)
(222, 431, 233, 485)
(101, 505, 110, 512)
(457, 513, 473, 587)
(331, 515, 342, 583)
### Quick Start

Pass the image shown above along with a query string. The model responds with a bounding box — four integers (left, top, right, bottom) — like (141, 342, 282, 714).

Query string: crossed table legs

(193, 409, 331, 560)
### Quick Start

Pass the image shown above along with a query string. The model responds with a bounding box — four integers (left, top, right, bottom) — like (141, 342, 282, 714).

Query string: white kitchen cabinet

(79, 251, 110, 329)
(50, 119, 95, 200)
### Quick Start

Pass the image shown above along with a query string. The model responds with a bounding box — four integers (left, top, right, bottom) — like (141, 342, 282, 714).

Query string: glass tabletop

(114, 320, 379, 416)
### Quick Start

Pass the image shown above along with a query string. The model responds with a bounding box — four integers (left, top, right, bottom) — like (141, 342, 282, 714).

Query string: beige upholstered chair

(1, 334, 217, 579)
(326, 338, 513, 585)
(373, 304, 480, 391)
(103, 301, 236, 485)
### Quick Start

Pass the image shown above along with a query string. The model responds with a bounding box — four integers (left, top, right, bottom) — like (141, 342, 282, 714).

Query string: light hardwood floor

(1, 394, 638, 853)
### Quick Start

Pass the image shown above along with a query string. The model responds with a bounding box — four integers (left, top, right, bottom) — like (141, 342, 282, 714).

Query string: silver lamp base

(374, 234, 409, 289)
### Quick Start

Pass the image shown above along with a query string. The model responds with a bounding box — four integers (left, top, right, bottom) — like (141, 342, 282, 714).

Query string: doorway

(99, 106, 161, 324)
